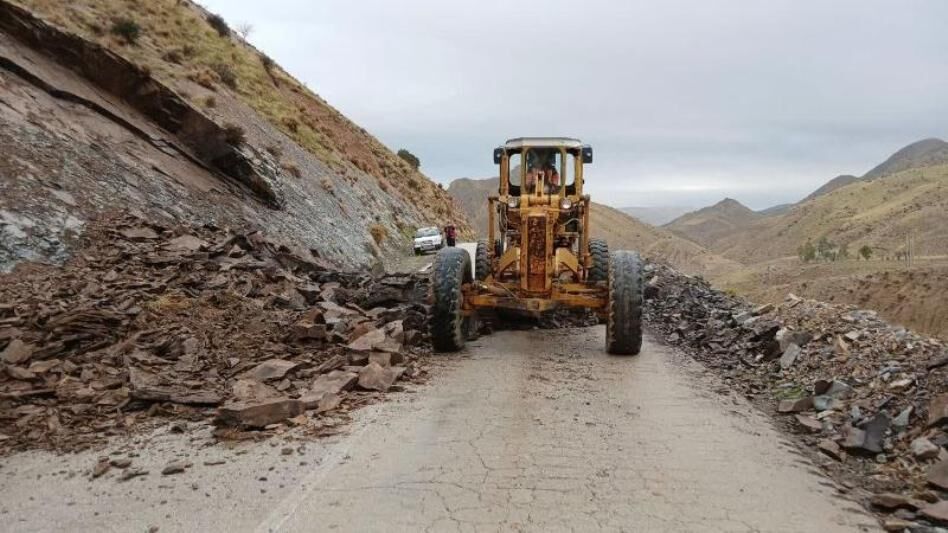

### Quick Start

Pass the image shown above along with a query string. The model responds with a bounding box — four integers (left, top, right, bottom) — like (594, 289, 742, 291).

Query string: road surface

(0, 328, 877, 532)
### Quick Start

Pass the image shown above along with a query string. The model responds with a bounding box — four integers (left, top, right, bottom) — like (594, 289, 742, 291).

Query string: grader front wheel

(606, 251, 643, 355)
(430, 247, 474, 352)
(475, 241, 489, 281)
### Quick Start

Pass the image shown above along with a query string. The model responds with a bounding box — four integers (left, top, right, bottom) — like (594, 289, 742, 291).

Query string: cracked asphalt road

(263, 327, 875, 532)
(1, 327, 878, 532)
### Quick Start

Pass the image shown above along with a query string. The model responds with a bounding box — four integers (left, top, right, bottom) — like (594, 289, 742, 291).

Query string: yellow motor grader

(430, 137, 643, 355)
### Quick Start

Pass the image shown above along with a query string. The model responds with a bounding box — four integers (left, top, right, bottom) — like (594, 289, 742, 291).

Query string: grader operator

(429, 137, 644, 355)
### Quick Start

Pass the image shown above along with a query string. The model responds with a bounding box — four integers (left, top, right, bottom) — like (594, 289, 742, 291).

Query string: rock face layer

(0, 0, 470, 272)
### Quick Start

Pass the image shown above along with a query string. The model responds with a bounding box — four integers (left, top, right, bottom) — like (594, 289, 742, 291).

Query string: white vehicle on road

(412, 226, 444, 255)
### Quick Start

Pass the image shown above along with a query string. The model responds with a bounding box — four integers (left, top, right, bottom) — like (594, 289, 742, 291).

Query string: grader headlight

(560, 198, 573, 210)
(507, 197, 520, 209)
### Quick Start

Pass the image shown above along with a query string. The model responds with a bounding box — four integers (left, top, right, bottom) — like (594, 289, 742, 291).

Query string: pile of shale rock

(643, 261, 948, 527)
(0, 213, 431, 453)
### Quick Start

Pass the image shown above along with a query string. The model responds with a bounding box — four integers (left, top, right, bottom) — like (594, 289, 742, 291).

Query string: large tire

(430, 247, 473, 352)
(606, 251, 643, 355)
(475, 241, 489, 281)
(588, 238, 609, 282)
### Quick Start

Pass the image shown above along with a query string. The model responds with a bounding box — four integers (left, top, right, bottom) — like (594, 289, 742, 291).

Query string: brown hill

(862, 137, 948, 180)
(0, 0, 469, 271)
(446, 177, 741, 278)
(800, 174, 860, 203)
(679, 139, 948, 264)
(713, 163, 948, 264)
(757, 203, 793, 216)
(446, 177, 496, 236)
(663, 198, 762, 248)
(619, 206, 694, 226)
(743, 139, 948, 224)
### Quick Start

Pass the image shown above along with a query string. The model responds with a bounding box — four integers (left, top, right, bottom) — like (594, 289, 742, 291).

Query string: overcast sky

(201, 0, 948, 209)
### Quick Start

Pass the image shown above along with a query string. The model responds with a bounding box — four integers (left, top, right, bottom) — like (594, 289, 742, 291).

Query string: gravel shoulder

(1, 327, 877, 532)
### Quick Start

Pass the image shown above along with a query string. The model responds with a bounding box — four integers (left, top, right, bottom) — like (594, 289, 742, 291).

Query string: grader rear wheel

(430, 247, 474, 352)
(606, 250, 643, 355)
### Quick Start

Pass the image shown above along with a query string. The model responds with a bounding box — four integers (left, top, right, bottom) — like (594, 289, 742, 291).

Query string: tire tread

(606, 250, 643, 355)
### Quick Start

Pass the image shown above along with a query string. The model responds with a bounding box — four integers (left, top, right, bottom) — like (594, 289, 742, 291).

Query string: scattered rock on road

(643, 260, 948, 524)
(0, 213, 432, 453)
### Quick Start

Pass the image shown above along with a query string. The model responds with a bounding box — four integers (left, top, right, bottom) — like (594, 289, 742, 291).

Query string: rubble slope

(0, 212, 432, 453)
(645, 261, 948, 527)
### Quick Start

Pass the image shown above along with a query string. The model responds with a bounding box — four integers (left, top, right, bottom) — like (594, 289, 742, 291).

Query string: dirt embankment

(717, 258, 948, 340)
(644, 261, 948, 528)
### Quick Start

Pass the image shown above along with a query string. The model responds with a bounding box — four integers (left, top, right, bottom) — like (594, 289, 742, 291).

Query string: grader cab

(430, 137, 643, 355)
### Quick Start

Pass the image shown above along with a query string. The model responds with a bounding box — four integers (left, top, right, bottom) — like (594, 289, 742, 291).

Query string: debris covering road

(643, 261, 948, 526)
(0, 213, 432, 453)
(1, 328, 876, 532)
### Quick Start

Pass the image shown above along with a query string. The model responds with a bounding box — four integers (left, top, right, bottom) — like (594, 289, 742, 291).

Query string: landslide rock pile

(0, 213, 430, 453)
(643, 262, 948, 527)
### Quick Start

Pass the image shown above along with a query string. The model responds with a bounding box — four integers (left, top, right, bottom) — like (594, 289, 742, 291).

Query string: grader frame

(429, 137, 643, 355)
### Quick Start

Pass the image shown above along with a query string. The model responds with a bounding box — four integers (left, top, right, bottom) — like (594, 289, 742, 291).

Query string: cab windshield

(415, 228, 439, 238)
(508, 147, 577, 195)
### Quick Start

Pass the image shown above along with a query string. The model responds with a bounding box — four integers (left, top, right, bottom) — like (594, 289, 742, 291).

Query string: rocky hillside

(0, 0, 469, 272)
(446, 177, 741, 278)
(663, 198, 762, 249)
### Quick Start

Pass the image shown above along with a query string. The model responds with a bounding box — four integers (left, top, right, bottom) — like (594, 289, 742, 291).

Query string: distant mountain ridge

(862, 138, 948, 180)
(619, 206, 694, 226)
(800, 174, 860, 204)
(663, 198, 762, 248)
(756, 138, 948, 216)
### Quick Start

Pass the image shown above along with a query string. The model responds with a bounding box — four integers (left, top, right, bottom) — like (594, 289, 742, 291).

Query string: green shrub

(110, 18, 141, 44)
(260, 54, 275, 72)
(396, 149, 420, 170)
(207, 13, 230, 37)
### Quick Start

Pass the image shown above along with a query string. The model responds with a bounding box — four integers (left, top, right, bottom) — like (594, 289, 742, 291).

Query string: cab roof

(504, 137, 584, 150)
